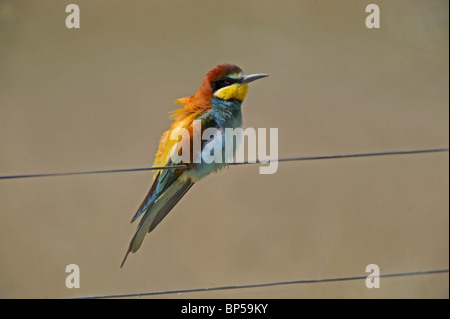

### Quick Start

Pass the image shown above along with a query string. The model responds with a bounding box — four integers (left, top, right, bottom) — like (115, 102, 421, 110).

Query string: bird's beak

(242, 73, 268, 84)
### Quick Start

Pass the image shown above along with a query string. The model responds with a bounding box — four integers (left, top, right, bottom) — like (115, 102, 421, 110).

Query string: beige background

(0, 0, 448, 298)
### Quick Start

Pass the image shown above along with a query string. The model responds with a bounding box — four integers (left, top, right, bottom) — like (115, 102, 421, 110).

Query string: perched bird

(121, 64, 267, 267)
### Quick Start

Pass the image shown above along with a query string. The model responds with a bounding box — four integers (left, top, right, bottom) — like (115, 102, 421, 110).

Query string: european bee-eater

(121, 64, 267, 267)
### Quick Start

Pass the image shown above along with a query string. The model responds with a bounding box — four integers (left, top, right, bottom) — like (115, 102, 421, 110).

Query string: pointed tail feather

(120, 250, 131, 268)
(120, 179, 194, 267)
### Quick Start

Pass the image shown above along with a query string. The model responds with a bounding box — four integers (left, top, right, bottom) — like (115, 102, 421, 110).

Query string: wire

(0, 148, 447, 180)
(0, 165, 188, 180)
(68, 268, 449, 299)
(230, 147, 449, 165)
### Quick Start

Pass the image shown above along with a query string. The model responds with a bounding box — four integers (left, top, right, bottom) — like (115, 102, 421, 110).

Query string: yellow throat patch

(213, 83, 249, 101)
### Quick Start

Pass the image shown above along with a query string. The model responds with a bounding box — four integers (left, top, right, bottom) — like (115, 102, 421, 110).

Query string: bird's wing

(121, 109, 215, 267)
(130, 110, 200, 223)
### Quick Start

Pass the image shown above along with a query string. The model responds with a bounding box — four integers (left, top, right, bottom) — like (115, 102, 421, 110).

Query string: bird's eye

(211, 78, 236, 91)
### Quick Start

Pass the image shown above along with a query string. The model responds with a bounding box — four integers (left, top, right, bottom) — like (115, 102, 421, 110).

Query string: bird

(121, 64, 268, 267)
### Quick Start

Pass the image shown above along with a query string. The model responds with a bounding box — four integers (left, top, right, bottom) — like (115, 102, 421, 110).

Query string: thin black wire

(0, 165, 188, 180)
(230, 147, 449, 165)
(0, 147, 448, 180)
(69, 268, 449, 299)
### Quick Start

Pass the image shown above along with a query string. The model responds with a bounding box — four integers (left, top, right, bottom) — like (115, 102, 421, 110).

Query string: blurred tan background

(0, 0, 448, 298)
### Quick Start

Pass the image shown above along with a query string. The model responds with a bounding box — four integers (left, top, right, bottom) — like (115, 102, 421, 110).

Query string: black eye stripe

(211, 77, 243, 92)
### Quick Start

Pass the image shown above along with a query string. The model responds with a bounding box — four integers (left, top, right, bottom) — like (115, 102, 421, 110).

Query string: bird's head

(176, 64, 268, 112)
(208, 64, 268, 102)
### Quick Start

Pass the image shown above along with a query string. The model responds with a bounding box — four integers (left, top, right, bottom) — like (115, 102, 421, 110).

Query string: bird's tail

(121, 179, 194, 267)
